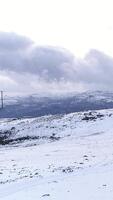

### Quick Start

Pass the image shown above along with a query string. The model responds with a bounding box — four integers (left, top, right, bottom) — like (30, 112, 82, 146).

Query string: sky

(0, 0, 113, 57)
(0, 0, 113, 95)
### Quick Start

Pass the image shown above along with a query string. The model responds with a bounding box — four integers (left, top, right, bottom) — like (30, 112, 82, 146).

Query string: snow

(0, 109, 113, 199)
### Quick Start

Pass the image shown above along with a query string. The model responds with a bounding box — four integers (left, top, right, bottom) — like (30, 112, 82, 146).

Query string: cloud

(0, 32, 33, 51)
(0, 32, 113, 95)
(76, 50, 113, 89)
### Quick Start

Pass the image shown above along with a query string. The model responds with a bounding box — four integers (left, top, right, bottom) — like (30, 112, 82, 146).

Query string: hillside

(0, 109, 113, 199)
(1, 90, 113, 118)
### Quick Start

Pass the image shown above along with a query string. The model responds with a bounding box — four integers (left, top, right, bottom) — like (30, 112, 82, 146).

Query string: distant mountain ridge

(1, 91, 113, 118)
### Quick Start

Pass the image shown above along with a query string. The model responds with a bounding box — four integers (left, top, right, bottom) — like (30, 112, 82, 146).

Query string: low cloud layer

(0, 32, 113, 95)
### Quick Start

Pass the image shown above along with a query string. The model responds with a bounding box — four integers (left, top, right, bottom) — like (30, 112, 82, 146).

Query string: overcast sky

(0, 0, 113, 57)
(0, 0, 113, 95)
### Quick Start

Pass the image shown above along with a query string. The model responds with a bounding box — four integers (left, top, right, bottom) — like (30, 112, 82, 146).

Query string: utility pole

(1, 91, 3, 109)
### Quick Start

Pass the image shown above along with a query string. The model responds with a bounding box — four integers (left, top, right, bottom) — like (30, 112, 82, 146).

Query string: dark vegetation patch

(82, 112, 104, 121)
(41, 194, 50, 198)
(0, 130, 13, 145)
(62, 166, 74, 173)
(0, 132, 61, 145)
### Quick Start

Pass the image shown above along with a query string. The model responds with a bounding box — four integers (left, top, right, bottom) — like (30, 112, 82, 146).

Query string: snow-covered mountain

(1, 90, 113, 118)
(0, 108, 113, 199)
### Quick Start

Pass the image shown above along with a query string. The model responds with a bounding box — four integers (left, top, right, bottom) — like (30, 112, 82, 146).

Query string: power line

(1, 91, 4, 109)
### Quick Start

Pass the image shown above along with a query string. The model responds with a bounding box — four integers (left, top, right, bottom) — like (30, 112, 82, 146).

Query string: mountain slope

(0, 109, 113, 199)
(1, 90, 113, 118)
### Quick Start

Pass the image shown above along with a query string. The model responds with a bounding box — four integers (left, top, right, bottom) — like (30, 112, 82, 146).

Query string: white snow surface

(0, 109, 113, 199)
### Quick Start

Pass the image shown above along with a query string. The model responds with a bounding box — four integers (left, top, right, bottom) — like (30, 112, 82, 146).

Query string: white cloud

(0, 32, 113, 95)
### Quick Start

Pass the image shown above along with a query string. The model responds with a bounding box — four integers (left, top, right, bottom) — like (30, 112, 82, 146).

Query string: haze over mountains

(0, 91, 113, 118)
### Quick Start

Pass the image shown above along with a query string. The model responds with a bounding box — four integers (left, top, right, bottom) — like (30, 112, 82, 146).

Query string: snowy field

(0, 109, 113, 199)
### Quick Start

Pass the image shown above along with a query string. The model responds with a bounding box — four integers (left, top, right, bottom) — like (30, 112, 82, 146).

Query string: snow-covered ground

(0, 109, 113, 199)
